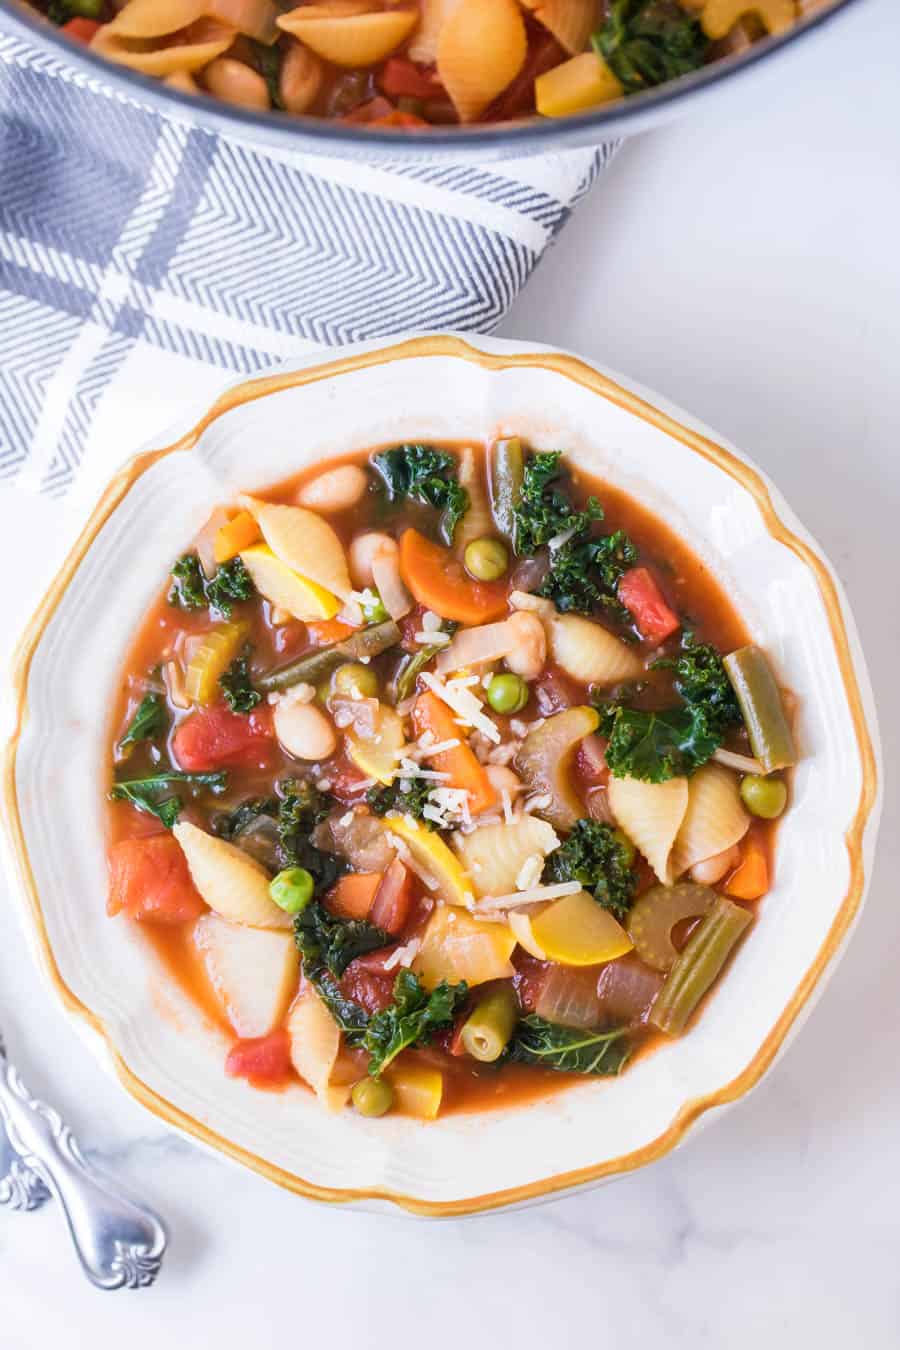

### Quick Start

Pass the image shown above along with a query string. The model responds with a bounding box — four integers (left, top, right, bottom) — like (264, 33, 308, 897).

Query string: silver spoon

(0, 1031, 167, 1288)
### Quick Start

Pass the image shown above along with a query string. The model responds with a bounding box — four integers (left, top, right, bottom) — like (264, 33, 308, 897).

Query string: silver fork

(0, 1030, 167, 1288)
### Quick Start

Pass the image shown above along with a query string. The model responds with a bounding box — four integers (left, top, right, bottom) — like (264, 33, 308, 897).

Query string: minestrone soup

(47, 0, 836, 129)
(107, 440, 796, 1119)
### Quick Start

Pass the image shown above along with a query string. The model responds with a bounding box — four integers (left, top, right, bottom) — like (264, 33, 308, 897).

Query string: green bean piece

(388, 625, 456, 705)
(352, 1076, 394, 1117)
(256, 619, 401, 693)
(460, 985, 519, 1063)
(361, 590, 390, 624)
(67, 0, 103, 15)
(486, 673, 528, 714)
(723, 646, 796, 773)
(490, 437, 524, 539)
(649, 895, 753, 1036)
(740, 774, 787, 819)
(269, 867, 314, 915)
(332, 662, 380, 699)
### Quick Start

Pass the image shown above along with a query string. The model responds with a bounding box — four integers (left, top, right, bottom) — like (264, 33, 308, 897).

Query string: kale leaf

(367, 778, 435, 828)
(109, 769, 227, 828)
(294, 902, 390, 981)
(168, 553, 255, 620)
(277, 780, 346, 893)
(594, 0, 709, 95)
(507, 1016, 631, 1075)
(598, 702, 721, 782)
(654, 631, 742, 735)
(364, 970, 468, 1077)
(512, 452, 636, 621)
(251, 39, 285, 110)
(117, 693, 167, 754)
(219, 651, 262, 714)
(543, 819, 637, 920)
(371, 444, 469, 545)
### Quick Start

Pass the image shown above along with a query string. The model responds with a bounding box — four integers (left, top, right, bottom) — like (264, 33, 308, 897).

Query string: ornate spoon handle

(0, 1055, 167, 1288)
(0, 1115, 49, 1211)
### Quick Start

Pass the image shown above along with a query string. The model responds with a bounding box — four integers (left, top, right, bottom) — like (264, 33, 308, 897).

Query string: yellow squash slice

(523, 889, 633, 966)
(239, 544, 340, 621)
(346, 704, 405, 786)
(241, 498, 352, 600)
(385, 815, 472, 907)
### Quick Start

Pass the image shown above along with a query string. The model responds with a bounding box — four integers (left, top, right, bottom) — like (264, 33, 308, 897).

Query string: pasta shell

(242, 499, 352, 600)
(520, 0, 599, 54)
(413, 906, 516, 988)
(93, 30, 234, 75)
(607, 775, 689, 885)
(194, 913, 298, 1037)
(277, 5, 419, 67)
(408, 0, 460, 62)
(287, 987, 350, 1112)
(452, 816, 560, 898)
(700, 0, 796, 39)
(173, 821, 291, 929)
(670, 762, 750, 879)
(104, 0, 206, 39)
(437, 0, 527, 123)
(549, 613, 644, 687)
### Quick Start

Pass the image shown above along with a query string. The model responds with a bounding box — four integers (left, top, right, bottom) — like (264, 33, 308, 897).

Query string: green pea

(464, 537, 509, 582)
(332, 661, 379, 699)
(486, 673, 528, 715)
(612, 828, 637, 869)
(739, 774, 787, 820)
(361, 590, 390, 624)
(269, 867, 314, 914)
(351, 1076, 394, 1118)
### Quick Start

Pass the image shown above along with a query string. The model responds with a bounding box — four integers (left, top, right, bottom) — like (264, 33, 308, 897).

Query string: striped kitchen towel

(0, 26, 616, 498)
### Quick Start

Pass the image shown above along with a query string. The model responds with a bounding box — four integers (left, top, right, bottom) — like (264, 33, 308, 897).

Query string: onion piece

(534, 963, 602, 1030)
(435, 619, 514, 675)
(329, 695, 379, 738)
(315, 807, 396, 873)
(712, 747, 765, 775)
(371, 545, 412, 621)
(596, 954, 664, 1025)
(195, 506, 230, 578)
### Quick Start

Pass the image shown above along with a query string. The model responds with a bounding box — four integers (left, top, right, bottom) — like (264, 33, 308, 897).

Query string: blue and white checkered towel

(0, 27, 615, 498)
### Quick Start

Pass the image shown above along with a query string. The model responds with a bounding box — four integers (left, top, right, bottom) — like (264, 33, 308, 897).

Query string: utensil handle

(0, 1059, 167, 1288)
(0, 1118, 49, 1211)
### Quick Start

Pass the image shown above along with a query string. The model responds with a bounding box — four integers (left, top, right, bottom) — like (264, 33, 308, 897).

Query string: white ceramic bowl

(3, 334, 880, 1216)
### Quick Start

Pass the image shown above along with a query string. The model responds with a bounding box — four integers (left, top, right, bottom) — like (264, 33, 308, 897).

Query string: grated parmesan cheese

(383, 938, 421, 972)
(420, 671, 501, 744)
(523, 792, 552, 814)
(515, 853, 544, 892)
(475, 880, 581, 911)
(414, 629, 451, 647)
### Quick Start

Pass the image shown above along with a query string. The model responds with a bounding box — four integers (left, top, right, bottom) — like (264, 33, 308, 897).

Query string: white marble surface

(1, 0, 899, 1342)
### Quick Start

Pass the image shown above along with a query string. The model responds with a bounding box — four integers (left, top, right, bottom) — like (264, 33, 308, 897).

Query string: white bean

(503, 611, 546, 681)
(274, 699, 336, 762)
(203, 58, 269, 111)
(298, 464, 368, 513)
(349, 531, 396, 589)
(280, 39, 323, 115)
(690, 844, 741, 886)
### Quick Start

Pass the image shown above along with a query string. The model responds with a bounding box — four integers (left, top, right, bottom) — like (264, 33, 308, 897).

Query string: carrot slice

(214, 510, 260, 562)
(399, 529, 508, 625)
(326, 872, 382, 921)
(412, 690, 497, 815)
(724, 836, 769, 900)
(307, 617, 357, 645)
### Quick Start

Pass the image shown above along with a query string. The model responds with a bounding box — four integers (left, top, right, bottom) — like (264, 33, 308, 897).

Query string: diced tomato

(369, 858, 413, 936)
(172, 702, 273, 772)
(61, 17, 101, 43)
(326, 752, 374, 804)
(617, 566, 681, 645)
(326, 872, 381, 921)
(339, 950, 397, 1015)
(341, 96, 394, 124)
(575, 732, 608, 787)
(107, 834, 206, 923)
(378, 57, 445, 101)
(225, 1030, 292, 1086)
(534, 669, 576, 717)
(486, 31, 565, 121)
